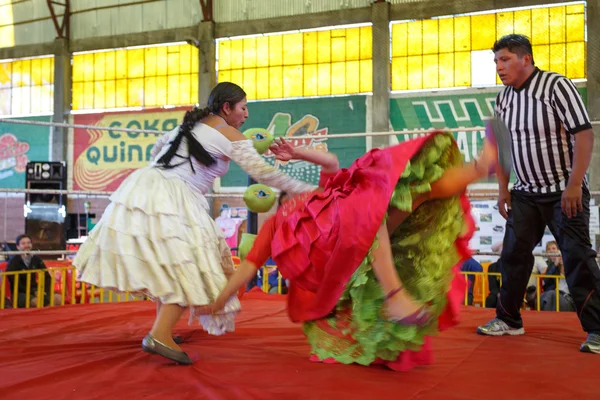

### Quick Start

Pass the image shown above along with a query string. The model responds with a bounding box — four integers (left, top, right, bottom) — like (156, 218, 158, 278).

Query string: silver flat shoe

(142, 335, 184, 351)
(142, 334, 193, 365)
(143, 335, 184, 353)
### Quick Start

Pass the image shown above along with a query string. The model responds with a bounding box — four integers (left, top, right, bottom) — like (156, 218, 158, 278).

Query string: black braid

(278, 191, 288, 207)
(156, 106, 215, 169)
(157, 82, 247, 171)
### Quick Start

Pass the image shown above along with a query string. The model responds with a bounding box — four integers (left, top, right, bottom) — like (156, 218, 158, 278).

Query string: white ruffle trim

(73, 167, 241, 335)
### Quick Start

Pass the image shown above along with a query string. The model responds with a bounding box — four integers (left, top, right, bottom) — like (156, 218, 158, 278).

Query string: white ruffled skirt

(73, 166, 240, 335)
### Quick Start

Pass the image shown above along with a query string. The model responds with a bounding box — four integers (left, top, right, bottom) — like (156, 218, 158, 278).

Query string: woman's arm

(210, 259, 259, 313)
(210, 217, 277, 313)
(215, 124, 316, 195)
(270, 138, 340, 173)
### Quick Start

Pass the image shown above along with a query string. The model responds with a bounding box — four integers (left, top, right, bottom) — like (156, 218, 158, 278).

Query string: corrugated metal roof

(389, 0, 428, 3)
(1, 0, 56, 48)
(214, 0, 373, 23)
(0, 0, 429, 49)
(71, 0, 203, 41)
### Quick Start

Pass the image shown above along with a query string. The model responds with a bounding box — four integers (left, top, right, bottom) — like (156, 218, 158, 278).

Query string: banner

(391, 90, 500, 164)
(221, 95, 367, 187)
(0, 115, 51, 188)
(390, 86, 587, 164)
(470, 199, 598, 258)
(72, 108, 188, 191)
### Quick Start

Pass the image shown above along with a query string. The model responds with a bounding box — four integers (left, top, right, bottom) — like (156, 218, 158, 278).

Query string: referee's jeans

(496, 186, 600, 333)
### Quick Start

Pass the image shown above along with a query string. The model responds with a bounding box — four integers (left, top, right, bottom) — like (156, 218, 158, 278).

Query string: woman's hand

(196, 297, 227, 316)
(269, 138, 296, 161)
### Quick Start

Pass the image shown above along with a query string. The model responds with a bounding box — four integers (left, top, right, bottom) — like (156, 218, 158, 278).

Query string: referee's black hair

(492, 34, 535, 66)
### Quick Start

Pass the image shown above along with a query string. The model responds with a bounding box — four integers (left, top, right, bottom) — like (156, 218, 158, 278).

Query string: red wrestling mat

(0, 292, 594, 400)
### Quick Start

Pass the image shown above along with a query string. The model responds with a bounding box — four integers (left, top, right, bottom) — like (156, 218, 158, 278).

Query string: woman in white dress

(73, 82, 315, 365)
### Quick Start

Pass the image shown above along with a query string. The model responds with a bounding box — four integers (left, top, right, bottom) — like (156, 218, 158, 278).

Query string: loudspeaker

(24, 161, 67, 251)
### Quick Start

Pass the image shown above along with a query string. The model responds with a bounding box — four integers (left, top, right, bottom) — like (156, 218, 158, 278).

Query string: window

(390, 2, 586, 91)
(0, 56, 54, 116)
(217, 25, 373, 100)
(72, 43, 199, 110)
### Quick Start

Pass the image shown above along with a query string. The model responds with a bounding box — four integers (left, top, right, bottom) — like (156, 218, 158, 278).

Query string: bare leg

(382, 163, 478, 315)
(430, 139, 497, 198)
(386, 139, 498, 234)
(149, 304, 185, 351)
(376, 139, 499, 320)
(154, 300, 184, 344)
(386, 193, 430, 234)
(371, 223, 423, 319)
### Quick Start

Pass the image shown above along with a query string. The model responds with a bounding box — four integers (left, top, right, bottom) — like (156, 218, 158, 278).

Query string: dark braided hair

(156, 82, 247, 170)
(278, 191, 288, 207)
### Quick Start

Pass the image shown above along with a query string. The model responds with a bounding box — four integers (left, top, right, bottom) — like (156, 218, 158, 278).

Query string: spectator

(6, 234, 61, 308)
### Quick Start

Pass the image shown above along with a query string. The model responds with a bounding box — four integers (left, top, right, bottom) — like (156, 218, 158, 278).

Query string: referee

(476, 34, 600, 354)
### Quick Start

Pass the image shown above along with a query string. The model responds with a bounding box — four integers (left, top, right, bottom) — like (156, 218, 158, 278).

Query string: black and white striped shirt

(494, 68, 592, 194)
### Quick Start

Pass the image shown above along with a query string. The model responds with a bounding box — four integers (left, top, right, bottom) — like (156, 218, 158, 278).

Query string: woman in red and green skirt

(205, 123, 506, 371)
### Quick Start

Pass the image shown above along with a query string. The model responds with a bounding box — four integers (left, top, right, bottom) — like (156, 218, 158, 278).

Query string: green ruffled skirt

(303, 132, 470, 366)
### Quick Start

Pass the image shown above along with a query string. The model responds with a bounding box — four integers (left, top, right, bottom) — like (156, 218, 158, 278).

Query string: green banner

(390, 87, 587, 162)
(0, 115, 51, 188)
(221, 96, 367, 187)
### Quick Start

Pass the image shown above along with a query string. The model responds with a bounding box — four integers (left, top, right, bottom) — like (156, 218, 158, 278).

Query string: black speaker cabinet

(24, 161, 67, 251)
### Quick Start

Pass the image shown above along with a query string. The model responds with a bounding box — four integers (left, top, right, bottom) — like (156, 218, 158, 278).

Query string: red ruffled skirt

(270, 132, 475, 369)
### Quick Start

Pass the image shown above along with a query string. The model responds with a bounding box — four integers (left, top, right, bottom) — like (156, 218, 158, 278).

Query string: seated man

(6, 234, 61, 308)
